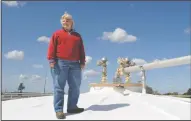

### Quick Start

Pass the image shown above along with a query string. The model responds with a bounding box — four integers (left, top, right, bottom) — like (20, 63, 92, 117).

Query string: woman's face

(62, 18, 73, 31)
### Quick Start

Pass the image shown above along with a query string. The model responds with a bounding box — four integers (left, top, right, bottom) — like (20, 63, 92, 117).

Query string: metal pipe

(124, 55, 191, 73)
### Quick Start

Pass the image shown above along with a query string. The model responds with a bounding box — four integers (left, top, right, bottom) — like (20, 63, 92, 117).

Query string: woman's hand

(50, 62, 55, 68)
(80, 64, 85, 70)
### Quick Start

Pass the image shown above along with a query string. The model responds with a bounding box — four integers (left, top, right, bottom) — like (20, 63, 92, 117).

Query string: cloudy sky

(2, 1, 190, 94)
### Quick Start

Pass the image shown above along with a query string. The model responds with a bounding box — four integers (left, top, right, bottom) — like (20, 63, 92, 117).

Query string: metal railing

(1, 92, 53, 101)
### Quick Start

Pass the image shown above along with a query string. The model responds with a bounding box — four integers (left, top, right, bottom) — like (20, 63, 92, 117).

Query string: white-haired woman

(47, 12, 86, 119)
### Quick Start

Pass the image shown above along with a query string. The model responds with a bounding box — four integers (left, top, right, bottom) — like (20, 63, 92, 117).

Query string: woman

(47, 12, 86, 119)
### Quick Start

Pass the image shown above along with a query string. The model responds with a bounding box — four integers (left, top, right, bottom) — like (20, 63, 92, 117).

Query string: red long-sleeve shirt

(47, 29, 86, 65)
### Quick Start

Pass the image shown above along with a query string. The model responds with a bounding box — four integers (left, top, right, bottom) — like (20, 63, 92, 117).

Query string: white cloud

(19, 74, 29, 80)
(100, 28, 137, 43)
(19, 74, 43, 81)
(83, 69, 100, 80)
(184, 27, 191, 34)
(37, 36, 50, 43)
(132, 58, 147, 65)
(85, 56, 92, 65)
(32, 64, 43, 69)
(4, 50, 24, 60)
(2, 1, 26, 7)
(31, 75, 43, 81)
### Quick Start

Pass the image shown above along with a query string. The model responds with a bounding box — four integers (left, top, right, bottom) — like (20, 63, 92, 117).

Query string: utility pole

(44, 70, 47, 94)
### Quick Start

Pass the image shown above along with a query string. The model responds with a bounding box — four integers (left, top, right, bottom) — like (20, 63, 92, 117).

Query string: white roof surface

(2, 87, 191, 120)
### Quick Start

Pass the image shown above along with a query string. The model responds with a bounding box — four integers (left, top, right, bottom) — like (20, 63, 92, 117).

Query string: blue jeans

(50, 59, 82, 112)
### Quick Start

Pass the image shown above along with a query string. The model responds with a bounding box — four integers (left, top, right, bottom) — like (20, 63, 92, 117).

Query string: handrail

(2, 92, 53, 95)
(2, 92, 53, 101)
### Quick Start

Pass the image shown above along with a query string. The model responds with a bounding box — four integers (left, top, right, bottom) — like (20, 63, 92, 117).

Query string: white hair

(60, 12, 75, 29)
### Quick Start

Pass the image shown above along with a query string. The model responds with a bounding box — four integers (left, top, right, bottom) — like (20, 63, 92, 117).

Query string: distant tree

(164, 92, 172, 95)
(18, 83, 25, 93)
(172, 92, 178, 95)
(146, 86, 153, 94)
(183, 92, 187, 95)
(153, 90, 161, 95)
(186, 88, 191, 95)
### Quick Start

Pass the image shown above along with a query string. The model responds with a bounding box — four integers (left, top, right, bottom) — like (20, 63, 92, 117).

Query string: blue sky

(2, 1, 191, 94)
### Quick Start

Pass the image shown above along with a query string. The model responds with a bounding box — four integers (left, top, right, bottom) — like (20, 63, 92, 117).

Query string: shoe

(56, 111, 66, 119)
(67, 107, 84, 113)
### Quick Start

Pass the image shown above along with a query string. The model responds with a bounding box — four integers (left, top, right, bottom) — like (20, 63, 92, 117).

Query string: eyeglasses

(62, 18, 72, 23)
